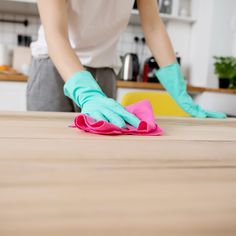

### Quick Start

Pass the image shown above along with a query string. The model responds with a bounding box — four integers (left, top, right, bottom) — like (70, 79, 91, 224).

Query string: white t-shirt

(31, 0, 135, 73)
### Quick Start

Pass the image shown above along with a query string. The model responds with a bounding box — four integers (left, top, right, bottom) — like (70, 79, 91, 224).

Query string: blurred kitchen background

(0, 0, 236, 116)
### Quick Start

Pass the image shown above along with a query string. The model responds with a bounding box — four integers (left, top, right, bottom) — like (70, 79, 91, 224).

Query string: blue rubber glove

(155, 63, 226, 118)
(64, 70, 140, 128)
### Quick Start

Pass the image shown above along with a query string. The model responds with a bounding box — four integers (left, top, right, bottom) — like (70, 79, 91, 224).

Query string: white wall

(189, 0, 214, 87)
(233, 14, 236, 56)
(190, 0, 236, 87)
(208, 0, 236, 87)
(166, 21, 192, 80)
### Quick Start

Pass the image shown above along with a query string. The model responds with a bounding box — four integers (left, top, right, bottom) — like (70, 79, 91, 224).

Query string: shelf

(130, 9, 196, 25)
(0, 0, 38, 15)
(7, 0, 36, 3)
(0, 2, 196, 23)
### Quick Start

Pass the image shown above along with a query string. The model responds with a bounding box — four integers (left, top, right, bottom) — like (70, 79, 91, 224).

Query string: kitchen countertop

(117, 80, 236, 94)
(1, 73, 236, 94)
(0, 72, 28, 82)
(0, 112, 236, 236)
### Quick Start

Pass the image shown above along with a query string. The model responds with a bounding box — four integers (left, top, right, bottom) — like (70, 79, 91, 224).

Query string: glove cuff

(64, 70, 104, 107)
(155, 62, 180, 79)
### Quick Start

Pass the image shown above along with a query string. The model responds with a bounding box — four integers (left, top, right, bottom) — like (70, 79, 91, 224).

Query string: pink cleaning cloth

(70, 100, 163, 136)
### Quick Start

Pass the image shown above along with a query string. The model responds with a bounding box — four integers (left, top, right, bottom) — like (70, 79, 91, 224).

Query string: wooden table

(0, 112, 236, 236)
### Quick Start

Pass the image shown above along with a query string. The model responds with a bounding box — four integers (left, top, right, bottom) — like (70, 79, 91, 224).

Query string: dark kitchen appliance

(143, 56, 181, 83)
(17, 34, 32, 47)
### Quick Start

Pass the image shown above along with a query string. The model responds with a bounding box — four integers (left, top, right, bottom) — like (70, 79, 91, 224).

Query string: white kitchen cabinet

(0, 81, 27, 111)
(194, 92, 236, 117)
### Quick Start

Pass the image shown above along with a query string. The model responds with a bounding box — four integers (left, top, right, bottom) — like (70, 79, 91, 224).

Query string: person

(27, 0, 226, 129)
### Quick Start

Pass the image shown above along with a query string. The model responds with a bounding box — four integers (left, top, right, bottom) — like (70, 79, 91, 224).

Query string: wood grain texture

(0, 112, 236, 236)
(0, 73, 28, 82)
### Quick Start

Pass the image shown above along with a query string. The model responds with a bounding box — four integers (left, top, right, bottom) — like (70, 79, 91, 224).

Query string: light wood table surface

(0, 112, 236, 236)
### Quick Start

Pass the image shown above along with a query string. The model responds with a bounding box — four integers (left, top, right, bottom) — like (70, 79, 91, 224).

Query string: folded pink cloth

(70, 100, 163, 136)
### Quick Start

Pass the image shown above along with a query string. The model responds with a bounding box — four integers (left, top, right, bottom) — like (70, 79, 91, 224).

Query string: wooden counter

(1, 73, 236, 94)
(117, 80, 236, 94)
(0, 73, 28, 82)
(0, 112, 236, 236)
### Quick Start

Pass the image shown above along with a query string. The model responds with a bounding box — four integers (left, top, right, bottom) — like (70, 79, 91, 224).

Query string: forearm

(144, 21, 176, 67)
(137, 0, 176, 67)
(46, 33, 84, 81)
(37, 0, 84, 82)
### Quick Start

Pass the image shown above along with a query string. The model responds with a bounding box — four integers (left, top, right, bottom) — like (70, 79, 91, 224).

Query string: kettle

(120, 53, 140, 81)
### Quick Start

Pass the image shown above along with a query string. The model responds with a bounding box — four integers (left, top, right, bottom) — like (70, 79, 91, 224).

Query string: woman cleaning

(27, 0, 226, 129)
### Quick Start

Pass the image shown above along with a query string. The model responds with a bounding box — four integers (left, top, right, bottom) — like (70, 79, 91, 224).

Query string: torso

(31, 0, 135, 73)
